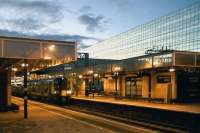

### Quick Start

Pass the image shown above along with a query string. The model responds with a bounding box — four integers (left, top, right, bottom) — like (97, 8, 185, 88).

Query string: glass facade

(82, 2, 200, 59)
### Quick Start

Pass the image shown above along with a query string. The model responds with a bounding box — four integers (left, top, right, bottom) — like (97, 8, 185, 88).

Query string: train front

(54, 77, 71, 104)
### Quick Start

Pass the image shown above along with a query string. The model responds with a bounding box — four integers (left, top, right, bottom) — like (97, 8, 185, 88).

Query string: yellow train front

(27, 77, 71, 104)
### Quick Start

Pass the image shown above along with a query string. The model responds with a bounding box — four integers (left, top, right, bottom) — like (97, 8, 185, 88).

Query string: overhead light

(66, 90, 71, 95)
(21, 63, 25, 67)
(12, 67, 18, 72)
(78, 75, 83, 79)
(94, 73, 98, 77)
(169, 67, 175, 72)
(88, 70, 93, 75)
(21, 63, 28, 67)
(113, 66, 121, 72)
(49, 45, 55, 51)
(44, 56, 51, 60)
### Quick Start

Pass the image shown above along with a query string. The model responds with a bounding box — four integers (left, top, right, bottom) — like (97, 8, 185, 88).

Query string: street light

(22, 61, 28, 119)
(87, 70, 96, 98)
(113, 66, 121, 96)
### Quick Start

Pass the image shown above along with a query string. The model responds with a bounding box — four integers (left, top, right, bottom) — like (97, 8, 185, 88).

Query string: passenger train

(12, 77, 71, 104)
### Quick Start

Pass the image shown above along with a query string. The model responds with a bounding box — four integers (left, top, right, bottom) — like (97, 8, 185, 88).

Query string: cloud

(108, 0, 130, 11)
(79, 5, 92, 12)
(0, 0, 65, 17)
(0, 29, 99, 50)
(78, 13, 107, 33)
(0, 0, 65, 33)
(6, 18, 45, 31)
(0, 1, 102, 49)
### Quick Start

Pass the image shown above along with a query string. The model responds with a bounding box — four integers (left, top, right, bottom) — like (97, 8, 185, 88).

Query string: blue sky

(0, 0, 198, 49)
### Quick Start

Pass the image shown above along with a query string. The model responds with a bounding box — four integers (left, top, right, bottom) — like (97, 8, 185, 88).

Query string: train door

(0, 72, 8, 105)
(177, 72, 200, 102)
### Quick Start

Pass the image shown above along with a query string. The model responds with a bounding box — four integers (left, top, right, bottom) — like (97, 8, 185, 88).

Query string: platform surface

(0, 98, 110, 133)
(0, 97, 159, 133)
(72, 96, 200, 114)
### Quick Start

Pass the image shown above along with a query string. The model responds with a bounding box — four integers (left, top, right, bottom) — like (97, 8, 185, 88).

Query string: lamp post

(113, 66, 121, 96)
(92, 74, 95, 98)
(114, 72, 118, 95)
(22, 61, 29, 119)
(93, 73, 99, 97)
(71, 73, 78, 96)
(88, 70, 95, 98)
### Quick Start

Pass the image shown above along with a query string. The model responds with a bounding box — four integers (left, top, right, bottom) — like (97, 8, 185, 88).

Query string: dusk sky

(0, 0, 198, 49)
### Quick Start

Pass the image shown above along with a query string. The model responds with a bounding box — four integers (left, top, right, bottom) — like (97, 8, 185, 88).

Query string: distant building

(82, 2, 200, 59)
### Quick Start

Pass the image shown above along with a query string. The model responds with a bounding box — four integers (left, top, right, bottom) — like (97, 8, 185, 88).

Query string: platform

(0, 97, 111, 133)
(71, 96, 200, 114)
(70, 96, 200, 132)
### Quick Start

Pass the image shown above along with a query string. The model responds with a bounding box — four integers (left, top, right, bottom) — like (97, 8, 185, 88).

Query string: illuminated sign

(153, 54, 172, 67)
(157, 75, 171, 83)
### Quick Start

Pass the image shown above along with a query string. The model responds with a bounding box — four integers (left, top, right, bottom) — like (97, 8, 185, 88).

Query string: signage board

(157, 75, 171, 83)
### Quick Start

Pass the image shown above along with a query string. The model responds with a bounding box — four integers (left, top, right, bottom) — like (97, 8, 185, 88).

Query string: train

(12, 77, 71, 104)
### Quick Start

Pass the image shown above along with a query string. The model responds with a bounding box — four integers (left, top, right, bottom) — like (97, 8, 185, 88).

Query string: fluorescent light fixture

(169, 67, 175, 72)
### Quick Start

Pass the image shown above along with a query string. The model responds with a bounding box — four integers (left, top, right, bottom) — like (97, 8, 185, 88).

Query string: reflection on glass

(82, 2, 200, 59)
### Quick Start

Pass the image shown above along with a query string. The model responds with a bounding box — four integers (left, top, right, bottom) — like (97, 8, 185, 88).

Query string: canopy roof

(0, 36, 76, 72)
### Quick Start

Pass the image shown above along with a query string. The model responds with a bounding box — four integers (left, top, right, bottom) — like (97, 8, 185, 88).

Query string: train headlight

(66, 90, 71, 95)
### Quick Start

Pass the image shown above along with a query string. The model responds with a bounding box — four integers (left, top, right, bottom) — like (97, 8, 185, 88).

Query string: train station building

(32, 50, 200, 103)
(1, 1, 200, 112)
(30, 2, 200, 103)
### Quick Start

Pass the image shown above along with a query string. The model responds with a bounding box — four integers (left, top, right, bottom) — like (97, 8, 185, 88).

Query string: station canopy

(0, 36, 77, 72)
(31, 50, 200, 78)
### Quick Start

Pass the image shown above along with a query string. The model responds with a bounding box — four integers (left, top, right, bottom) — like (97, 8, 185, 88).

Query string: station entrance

(125, 77, 142, 98)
